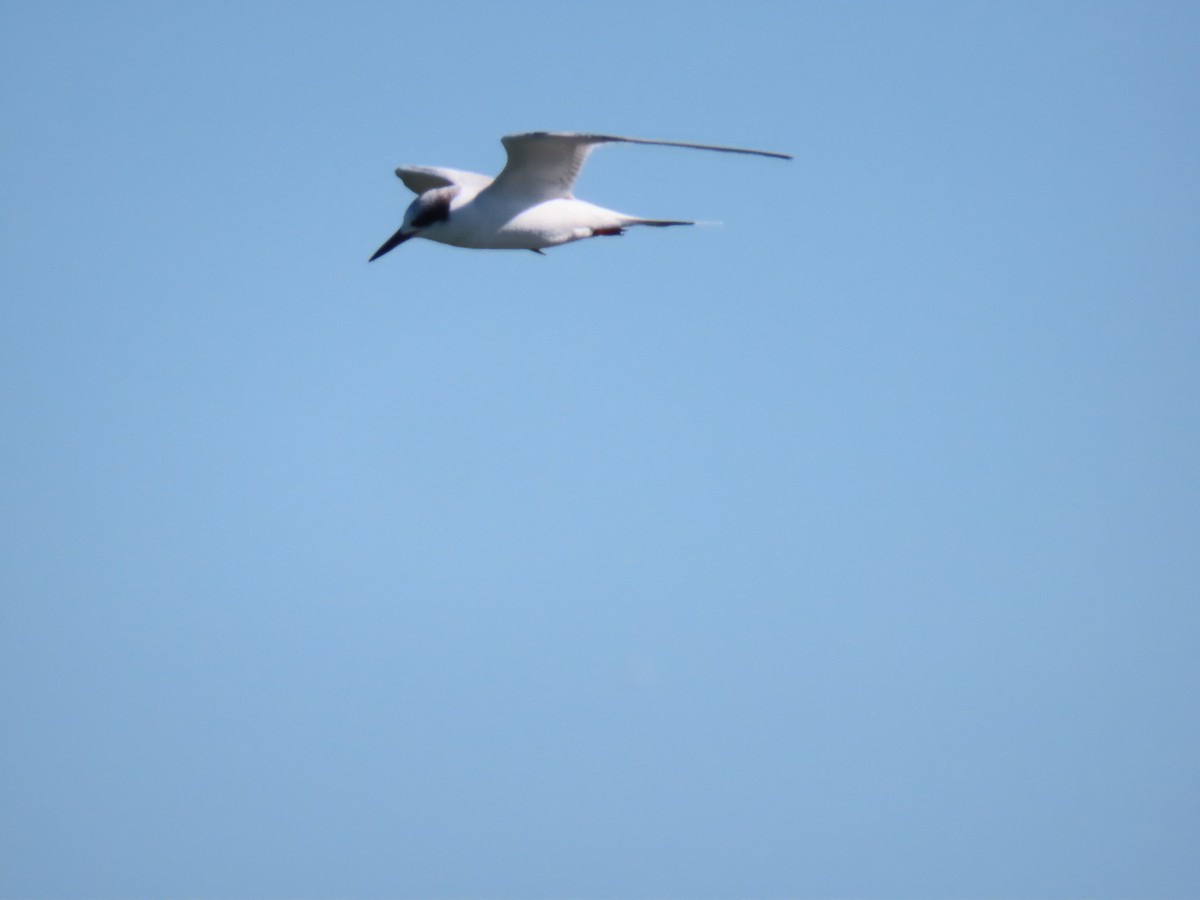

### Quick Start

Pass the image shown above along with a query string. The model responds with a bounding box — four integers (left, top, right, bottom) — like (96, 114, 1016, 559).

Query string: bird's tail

(630, 218, 695, 228)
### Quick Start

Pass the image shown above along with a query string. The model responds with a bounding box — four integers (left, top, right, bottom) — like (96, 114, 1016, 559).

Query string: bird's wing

(394, 165, 493, 195)
(485, 132, 792, 204)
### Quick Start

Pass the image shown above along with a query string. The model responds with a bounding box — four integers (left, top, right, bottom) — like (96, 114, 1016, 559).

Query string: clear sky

(2, 2, 1198, 897)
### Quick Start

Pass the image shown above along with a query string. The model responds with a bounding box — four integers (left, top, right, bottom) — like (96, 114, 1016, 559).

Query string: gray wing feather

(394, 165, 493, 195)
(484, 131, 792, 204)
(487, 134, 597, 202)
(529, 131, 793, 160)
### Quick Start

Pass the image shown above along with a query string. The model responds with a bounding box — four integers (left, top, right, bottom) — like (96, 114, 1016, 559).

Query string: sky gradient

(2, 2, 1199, 897)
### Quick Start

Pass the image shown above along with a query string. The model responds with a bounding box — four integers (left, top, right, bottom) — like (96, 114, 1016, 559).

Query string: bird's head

(369, 187, 457, 262)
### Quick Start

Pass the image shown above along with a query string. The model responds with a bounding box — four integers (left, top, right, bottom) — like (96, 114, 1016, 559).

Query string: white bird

(369, 131, 791, 260)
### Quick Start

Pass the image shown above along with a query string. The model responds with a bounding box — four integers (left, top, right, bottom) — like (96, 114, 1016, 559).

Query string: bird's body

(369, 132, 791, 260)
(421, 189, 659, 251)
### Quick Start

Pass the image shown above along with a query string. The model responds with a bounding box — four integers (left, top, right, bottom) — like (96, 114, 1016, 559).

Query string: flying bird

(369, 131, 791, 260)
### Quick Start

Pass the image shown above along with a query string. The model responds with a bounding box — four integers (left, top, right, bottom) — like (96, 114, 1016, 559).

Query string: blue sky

(2, 2, 1198, 897)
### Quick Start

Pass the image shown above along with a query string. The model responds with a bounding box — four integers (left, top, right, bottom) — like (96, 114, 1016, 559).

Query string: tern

(369, 131, 791, 260)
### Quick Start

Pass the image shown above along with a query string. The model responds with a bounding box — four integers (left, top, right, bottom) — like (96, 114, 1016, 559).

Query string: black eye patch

(411, 196, 451, 229)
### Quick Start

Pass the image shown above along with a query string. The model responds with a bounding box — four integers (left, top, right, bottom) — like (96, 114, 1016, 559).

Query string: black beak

(369, 226, 412, 262)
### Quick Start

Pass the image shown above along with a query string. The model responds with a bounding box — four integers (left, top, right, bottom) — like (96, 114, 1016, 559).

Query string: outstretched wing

(485, 131, 792, 204)
(394, 165, 493, 195)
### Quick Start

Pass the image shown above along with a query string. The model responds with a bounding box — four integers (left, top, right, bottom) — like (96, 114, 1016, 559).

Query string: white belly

(423, 197, 633, 250)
